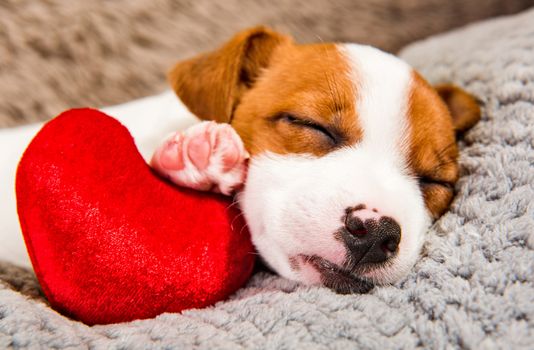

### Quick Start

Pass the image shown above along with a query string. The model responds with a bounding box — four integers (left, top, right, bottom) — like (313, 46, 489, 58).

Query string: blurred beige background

(1, 0, 533, 126)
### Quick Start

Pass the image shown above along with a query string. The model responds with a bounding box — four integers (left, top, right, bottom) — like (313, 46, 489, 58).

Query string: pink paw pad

(155, 135, 185, 171)
(186, 130, 212, 171)
(214, 126, 243, 172)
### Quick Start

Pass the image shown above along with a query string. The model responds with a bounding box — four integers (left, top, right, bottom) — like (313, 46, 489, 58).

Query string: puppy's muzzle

(341, 205, 401, 265)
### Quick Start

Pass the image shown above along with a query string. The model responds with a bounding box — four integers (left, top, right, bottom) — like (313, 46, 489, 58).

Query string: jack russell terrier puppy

(0, 27, 479, 294)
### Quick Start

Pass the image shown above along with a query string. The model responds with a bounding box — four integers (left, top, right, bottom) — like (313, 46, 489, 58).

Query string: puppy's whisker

(229, 210, 247, 232)
(238, 220, 251, 237)
(225, 198, 241, 212)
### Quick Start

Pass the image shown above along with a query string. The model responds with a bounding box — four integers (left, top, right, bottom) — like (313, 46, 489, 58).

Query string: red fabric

(16, 109, 255, 325)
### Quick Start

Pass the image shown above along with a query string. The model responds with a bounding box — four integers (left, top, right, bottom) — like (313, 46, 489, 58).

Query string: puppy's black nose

(343, 206, 401, 264)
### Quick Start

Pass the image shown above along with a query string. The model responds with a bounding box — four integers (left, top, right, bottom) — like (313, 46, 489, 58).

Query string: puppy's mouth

(300, 255, 374, 294)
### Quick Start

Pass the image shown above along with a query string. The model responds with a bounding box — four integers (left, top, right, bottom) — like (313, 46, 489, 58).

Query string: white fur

(0, 91, 199, 267)
(239, 44, 429, 284)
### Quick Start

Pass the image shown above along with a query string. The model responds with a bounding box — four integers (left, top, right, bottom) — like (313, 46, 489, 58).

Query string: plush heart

(16, 109, 255, 325)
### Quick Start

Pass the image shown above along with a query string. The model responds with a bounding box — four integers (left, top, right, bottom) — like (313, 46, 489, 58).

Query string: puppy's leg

(151, 121, 248, 195)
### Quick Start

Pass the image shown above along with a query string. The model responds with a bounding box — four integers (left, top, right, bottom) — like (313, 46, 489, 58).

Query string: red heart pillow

(16, 108, 255, 325)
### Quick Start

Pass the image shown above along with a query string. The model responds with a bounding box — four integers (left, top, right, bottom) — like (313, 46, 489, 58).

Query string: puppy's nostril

(382, 238, 399, 254)
(345, 216, 367, 236)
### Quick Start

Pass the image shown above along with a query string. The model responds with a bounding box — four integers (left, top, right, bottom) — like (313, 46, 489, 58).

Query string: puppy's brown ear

(435, 84, 481, 133)
(168, 26, 291, 123)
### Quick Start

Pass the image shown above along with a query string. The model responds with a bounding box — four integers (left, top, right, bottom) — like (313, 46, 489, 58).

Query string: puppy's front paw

(151, 121, 248, 195)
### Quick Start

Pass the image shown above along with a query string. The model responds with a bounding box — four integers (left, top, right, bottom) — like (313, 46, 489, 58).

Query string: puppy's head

(169, 27, 480, 293)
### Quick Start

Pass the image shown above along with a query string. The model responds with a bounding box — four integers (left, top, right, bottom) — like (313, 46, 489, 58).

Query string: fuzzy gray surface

(1, 0, 533, 128)
(2, 9, 534, 350)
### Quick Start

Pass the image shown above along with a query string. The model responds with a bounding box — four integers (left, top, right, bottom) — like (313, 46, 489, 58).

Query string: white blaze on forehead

(339, 44, 412, 163)
(333, 44, 428, 282)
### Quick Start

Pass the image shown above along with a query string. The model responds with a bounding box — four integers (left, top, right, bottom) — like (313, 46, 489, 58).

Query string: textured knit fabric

(1, 8, 533, 350)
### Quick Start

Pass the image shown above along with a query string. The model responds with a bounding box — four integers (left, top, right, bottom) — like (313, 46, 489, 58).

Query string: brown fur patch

(232, 43, 362, 156)
(169, 28, 361, 156)
(407, 73, 460, 218)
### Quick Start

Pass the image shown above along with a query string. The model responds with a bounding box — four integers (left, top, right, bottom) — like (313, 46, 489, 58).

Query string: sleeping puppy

(151, 26, 480, 294)
(0, 26, 479, 294)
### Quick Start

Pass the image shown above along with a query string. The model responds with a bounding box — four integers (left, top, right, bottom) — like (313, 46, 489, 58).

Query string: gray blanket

(1, 9, 533, 349)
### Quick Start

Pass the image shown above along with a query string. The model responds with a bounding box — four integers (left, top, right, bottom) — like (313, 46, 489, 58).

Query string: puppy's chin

(237, 151, 431, 291)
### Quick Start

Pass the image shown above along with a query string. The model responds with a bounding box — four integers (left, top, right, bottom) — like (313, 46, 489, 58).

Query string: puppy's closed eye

(418, 175, 454, 218)
(418, 176, 453, 191)
(273, 112, 340, 145)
